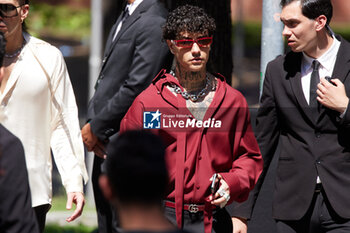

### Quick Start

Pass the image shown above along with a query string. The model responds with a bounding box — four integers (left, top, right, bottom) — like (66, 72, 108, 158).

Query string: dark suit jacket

(0, 124, 39, 233)
(88, 0, 171, 141)
(255, 35, 350, 220)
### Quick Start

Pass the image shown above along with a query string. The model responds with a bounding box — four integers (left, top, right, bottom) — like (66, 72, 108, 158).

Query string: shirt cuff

(339, 106, 348, 118)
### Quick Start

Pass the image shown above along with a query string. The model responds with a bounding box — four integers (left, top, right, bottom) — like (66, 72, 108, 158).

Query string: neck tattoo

(169, 70, 215, 102)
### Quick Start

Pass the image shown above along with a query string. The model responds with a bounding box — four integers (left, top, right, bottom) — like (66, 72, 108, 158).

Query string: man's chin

(289, 46, 301, 53)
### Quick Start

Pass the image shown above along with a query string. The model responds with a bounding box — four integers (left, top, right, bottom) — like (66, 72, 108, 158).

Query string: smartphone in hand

(210, 173, 219, 194)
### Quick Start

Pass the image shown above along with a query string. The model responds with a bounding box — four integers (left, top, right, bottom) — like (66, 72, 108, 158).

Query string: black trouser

(276, 190, 350, 233)
(33, 204, 51, 233)
(92, 156, 120, 233)
(164, 205, 233, 233)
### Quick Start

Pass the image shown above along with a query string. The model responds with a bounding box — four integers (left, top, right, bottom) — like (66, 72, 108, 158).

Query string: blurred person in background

(99, 130, 190, 233)
(120, 5, 263, 233)
(0, 31, 39, 233)
(81, 0, 171, 232)
(0, 1, 89, 232)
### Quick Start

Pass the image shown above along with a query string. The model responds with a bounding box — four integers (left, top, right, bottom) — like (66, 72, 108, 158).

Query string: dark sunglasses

(172, 37, 213, 48)
(0, 3, 24, 18)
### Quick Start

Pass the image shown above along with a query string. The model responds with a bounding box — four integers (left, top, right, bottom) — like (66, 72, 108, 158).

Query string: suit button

(315, 132, 321, 138)
(196, 186, 200, 190)
(102, 57, 107, 63)
(316, 160, 321, 164)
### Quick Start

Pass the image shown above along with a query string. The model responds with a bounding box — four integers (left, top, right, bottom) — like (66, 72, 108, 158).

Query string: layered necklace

(5, 40, 26, 58)
(169, 70, 215, 102)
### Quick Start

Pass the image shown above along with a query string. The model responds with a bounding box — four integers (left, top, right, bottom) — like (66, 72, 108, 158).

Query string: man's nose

(282, 25, 291, 37)
(191, 42, 201, 54)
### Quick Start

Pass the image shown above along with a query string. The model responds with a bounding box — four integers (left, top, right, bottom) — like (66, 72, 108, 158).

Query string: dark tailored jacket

(0, 124, 39, 233)
(255, 35, 350, 220)
(88, 0, 171, 141)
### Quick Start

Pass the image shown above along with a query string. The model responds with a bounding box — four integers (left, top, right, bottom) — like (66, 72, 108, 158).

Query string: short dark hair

(106, 130, 168, 205)
(163, 5, 216, 40)
(19, 0, 29, 4)
(281, 0, 333, 25)
(0, 32, 6, 67)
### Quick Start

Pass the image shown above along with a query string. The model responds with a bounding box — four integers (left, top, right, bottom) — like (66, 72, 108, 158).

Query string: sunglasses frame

(171, 37, 213, 48)
(0, 3, 24, 18)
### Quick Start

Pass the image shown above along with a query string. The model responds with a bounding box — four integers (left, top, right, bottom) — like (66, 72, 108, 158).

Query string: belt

(315, 183, 322, 193)
(165, 201, 205, 213)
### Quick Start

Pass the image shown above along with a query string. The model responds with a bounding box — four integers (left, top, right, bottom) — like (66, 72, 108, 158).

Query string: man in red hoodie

(120, 5, 263, 233)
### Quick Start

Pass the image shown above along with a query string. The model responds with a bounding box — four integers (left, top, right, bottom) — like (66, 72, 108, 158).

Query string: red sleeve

(220, 95, 263, 203)
(120, 99, 145, 133)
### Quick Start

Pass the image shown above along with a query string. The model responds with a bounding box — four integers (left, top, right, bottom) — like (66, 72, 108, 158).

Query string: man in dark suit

(256, 0, 350, 232)
(0, 125, 39, 233)
(81, 0, 171, 232)
(0, 32, 39, 233)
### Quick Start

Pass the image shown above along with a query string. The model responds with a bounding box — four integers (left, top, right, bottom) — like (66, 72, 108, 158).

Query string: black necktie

(310, 60, 321, 113)
(121, 7, 130, 24)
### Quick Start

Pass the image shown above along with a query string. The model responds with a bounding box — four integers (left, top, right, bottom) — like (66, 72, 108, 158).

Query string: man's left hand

(317, 78, 349, 113)
(209, 174, 230, 208)
(232, 217, 247, 233)
(66, 192, 85, 222)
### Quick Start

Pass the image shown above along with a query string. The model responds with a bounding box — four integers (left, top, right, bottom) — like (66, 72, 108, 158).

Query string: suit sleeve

(338, 101, 350, 127)
(228, 62, 281, 218)
(0, 127, 39, 233)
(220, 93, 263, 205)
(90, 15, 170, 141)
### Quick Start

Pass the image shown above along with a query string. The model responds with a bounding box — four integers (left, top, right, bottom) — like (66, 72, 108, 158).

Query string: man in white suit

(0, 1, 88, 232)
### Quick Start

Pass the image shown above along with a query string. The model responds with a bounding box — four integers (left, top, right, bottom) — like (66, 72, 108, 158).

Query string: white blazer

(1, 33, 88, 207)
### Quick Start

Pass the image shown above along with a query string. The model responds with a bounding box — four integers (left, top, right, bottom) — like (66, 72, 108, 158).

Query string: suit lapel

(331, 36, 350, 83)
(104, 21, 120, 57)
(288, 53, 315, 124)
(318, 36, 350, 119)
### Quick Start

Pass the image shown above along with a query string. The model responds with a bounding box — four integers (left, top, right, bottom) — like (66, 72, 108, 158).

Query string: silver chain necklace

(169, 70, 214, 102)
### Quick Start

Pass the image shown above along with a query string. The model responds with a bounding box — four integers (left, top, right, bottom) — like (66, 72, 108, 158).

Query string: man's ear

(99, 175, 114, 201)
(315, 15, 327, 32)
(20, 4, 29, 23)
(166, 40, 176, 54)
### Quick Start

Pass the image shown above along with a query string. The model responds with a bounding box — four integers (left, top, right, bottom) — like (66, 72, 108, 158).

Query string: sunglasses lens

(0, 4, 18, 17)
(198, 38, 212, 46)
(177, 40, 193, 48)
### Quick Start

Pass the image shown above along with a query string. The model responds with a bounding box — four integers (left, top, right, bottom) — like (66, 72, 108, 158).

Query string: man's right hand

(81, 123, 98, 151)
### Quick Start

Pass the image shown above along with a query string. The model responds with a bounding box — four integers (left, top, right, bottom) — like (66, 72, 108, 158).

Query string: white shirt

(301, 36, 341, 104)
(0, 33, 88, 207)
(112, 0, 144, 41)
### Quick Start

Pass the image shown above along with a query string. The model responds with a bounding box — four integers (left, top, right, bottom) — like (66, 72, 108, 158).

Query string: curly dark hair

(163, 5, 216, 40)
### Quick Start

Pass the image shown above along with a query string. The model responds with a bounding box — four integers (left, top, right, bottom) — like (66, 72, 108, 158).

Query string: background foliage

(44, 224, 96, 233)
(27, 2, 90, 41)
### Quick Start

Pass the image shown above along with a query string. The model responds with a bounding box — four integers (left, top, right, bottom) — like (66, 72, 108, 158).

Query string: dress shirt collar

(302, 35, 341, 73)
(126, 0, 143, 15)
